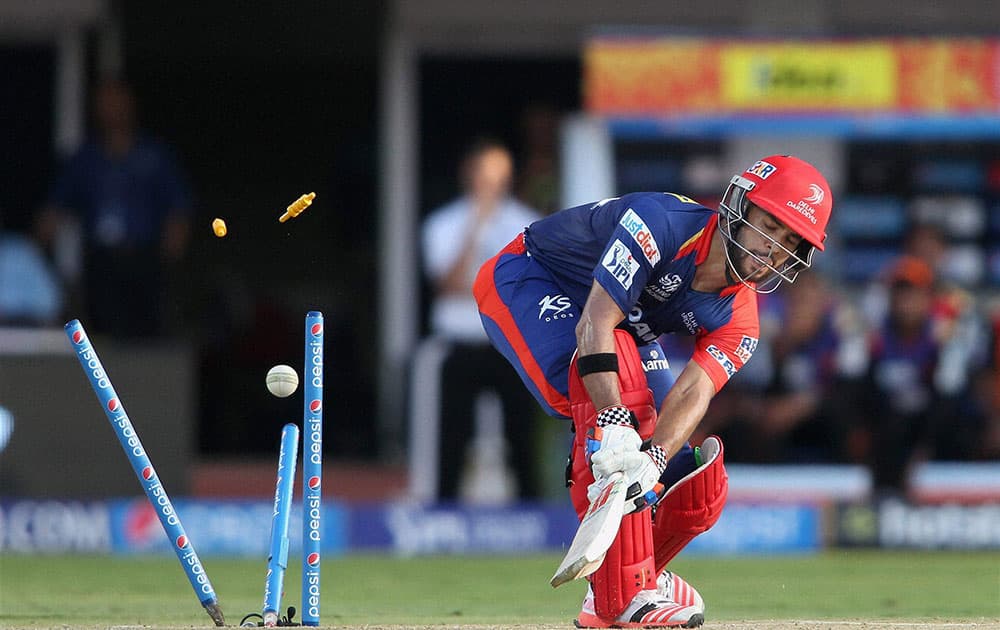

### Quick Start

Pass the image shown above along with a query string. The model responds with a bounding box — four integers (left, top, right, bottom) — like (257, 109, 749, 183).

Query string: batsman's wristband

(646, 444, 669, 474)
(577, 352, 619, 377)
(596, 405, 638, 430)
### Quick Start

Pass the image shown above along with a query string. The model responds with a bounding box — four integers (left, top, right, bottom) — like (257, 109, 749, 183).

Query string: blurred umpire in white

(411, 139, 542, 502)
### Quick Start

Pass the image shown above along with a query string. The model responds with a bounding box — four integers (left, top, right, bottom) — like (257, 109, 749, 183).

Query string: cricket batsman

(474, 155, 834, 627)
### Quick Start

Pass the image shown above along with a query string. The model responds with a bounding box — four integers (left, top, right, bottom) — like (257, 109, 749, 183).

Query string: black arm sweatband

(576, 352, 619, 377)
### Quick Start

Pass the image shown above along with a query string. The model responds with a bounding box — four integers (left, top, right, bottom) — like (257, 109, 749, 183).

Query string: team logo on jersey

(620, 209, 660, 266)
(645, 273, 683, 302)
(747, 160, 777, 179)
(602, 239, 640, 290)
(706, 345, 737, 378)
(538, 294, 575, 322)
(734, 335, 758, 363)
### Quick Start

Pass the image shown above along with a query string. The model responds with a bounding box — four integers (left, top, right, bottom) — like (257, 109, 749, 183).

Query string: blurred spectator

(696, 273, 865, 463)
(35, 79, 192, 338)
(845, 256, 979, 495)
(861, 221, 986, 396)
(753, 274, 861, 462)
(905, 222, 949, 270)
(861, 221, 976, 335)
(413, 139, 542, 501)
(0, 210, 63, 325)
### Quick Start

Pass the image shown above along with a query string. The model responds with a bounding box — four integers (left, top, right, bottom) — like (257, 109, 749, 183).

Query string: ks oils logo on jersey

(538, 294, 575, 322)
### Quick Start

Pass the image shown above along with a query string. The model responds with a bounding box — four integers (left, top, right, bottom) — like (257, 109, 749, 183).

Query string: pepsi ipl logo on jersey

(602, 239, 640, 289)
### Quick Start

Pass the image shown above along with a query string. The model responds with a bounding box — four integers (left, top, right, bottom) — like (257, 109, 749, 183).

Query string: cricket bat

(550, 471, 627, 588)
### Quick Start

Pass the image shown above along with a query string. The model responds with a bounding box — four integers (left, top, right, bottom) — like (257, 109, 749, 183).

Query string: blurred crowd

(1, 80, 190, 336)
(2, 80, 998, 499)
(693, 246, 1000, 494)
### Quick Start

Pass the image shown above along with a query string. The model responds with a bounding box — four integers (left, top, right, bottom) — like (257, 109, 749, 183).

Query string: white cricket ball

(266, 364, 299, 398)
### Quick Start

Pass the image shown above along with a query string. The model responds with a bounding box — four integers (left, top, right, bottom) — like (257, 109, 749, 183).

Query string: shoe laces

(656, 571, 675, 600)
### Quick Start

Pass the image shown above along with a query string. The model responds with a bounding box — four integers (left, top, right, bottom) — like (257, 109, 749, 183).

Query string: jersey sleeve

(592, 195, 677, 315)
(691, 288, 761, 392)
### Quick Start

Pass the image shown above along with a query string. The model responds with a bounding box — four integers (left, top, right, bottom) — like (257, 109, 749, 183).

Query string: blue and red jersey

(524, 192, 760, 392)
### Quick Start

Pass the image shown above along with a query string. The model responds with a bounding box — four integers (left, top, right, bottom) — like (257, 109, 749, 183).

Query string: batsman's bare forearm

(651, 362, 716, 458)
(576, 280, 626, 410)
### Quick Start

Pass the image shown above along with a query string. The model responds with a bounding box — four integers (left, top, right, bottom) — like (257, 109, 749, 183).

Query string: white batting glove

(591, 445, 669, 514)
(585, 471, 618, 504)
(584, 405, 641, 468)
(584, 405, 668, 512)
(590, 424, 642, 460)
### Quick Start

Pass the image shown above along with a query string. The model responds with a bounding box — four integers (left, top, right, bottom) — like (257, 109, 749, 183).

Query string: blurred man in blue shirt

(38, 79, 192, 337)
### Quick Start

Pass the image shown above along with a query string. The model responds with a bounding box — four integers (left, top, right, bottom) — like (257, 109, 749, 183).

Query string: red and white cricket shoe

(656, 571, 704, 613)
(575, 572, 705, 628)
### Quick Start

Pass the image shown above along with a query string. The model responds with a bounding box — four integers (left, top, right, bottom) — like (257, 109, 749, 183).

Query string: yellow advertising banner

(585, 37, 1000, 115)
(719, 43, 896, 110)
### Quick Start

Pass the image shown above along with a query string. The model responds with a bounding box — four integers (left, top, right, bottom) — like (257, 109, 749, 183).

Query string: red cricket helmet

(740, 155, 832, 251)
(719, 155, 834, 292)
